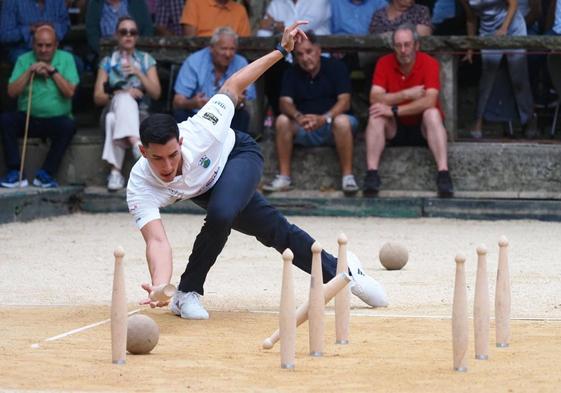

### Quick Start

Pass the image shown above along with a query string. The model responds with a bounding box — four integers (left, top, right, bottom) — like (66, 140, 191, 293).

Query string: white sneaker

(262, 175, 293, 193)
(107, 171, 125, 191)
(347, 251, 389, 307)
(342, 174, 359, 195)
(169, 290, 209, 320)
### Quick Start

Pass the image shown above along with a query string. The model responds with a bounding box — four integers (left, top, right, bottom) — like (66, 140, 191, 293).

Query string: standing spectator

(263, 31, 360, 195)
(369, 0, 432, 36)
(93, 16, 161, 191)
(257, 0, 332, 36)
(86, 0, 154, 55)
(363, 23, 453, 197)
(154, 0, 185, 35)
(173, 27, 256, 134)
(459, 0, 536, 138)
(0, 0, 70, 64)
(180, 0, 250, 37)
(0, 25, 78, 188)
(330, 0, 387, 35)
(518, 0, 541, 34)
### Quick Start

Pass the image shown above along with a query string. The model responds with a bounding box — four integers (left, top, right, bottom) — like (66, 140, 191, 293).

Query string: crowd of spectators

(0, 0, 559, 198)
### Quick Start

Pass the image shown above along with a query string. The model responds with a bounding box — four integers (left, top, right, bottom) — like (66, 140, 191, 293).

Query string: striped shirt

(100, 0, 129, 38)
(0, 0, 70, 47)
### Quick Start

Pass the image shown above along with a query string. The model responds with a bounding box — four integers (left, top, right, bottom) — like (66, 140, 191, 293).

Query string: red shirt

(372, 51, 443, 126)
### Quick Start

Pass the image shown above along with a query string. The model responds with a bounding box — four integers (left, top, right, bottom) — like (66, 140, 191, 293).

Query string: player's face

(293, 40, 321, 75)
(211, 34, 237, 70)
(393, 29, 418, 67)
(141, 137, 184, 182)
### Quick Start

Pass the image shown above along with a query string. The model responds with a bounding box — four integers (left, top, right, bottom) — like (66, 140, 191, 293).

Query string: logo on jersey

(199, 155, 211, 168)
(202, 112, 219, 125)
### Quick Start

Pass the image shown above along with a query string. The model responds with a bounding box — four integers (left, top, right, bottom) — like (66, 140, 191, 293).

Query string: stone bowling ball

(379, 242, 409, 270)
(127, 314, 159, 354)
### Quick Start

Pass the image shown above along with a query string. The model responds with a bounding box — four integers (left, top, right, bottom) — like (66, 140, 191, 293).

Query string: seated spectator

(363, 23, 453, 197)
(173, 26, 256, 134)
(155, 0, 185, 35)
(263, 31, 360, 196)
(93, 16, 161, 191)
(369, 0, 432, 36)
(0, 0, 70, 64)
(330, 0, 387, 35)
(86, 0, 153, 56)
(257, 0, 332, 36)
(180, 0, 250, 37)
(257, 0, 332, 117)
(0, 25, 79, 188)
(459, 0, 536, 139)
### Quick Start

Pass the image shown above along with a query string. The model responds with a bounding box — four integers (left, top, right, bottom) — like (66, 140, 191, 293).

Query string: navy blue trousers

(178, 131, 338, 295)
(1, 112, 76, 175)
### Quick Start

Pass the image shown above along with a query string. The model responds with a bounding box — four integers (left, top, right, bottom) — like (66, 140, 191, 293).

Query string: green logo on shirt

(199, 155, 211, 168)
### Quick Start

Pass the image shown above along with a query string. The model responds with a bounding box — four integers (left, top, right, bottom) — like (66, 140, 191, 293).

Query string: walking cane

(18, 71, 35, 186)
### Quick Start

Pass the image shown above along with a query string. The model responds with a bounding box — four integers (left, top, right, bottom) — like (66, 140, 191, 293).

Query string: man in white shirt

(127, 21, 388, 320)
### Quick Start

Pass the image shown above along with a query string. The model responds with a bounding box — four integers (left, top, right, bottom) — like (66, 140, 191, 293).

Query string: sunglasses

(118, 28, 138, 37)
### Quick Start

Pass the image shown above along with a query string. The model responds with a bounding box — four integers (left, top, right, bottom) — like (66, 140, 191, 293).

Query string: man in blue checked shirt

(172, 26, 256, 135)
(0, 0, 70, 63)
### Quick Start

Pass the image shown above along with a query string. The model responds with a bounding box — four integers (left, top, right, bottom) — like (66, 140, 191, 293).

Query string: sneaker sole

(1, 180, 29, 188)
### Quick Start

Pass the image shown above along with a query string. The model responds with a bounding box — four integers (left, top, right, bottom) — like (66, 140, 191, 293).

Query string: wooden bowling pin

(452, 254, 468, 372)
(111, 246, 127, 365)
(262, 272, 351, 350)
(474, 245, 490, 360)
(335, 233, 350, 344)
(279, 249, 296, 369)
(308, 242, 325, 357)
(495, 236, 511, 348)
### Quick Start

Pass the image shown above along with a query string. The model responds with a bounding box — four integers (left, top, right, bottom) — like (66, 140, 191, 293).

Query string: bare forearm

(501, 0, 517, 32)
(8, 69, 32, 97)
(146, 240, 173, 285)
(396, 96, 436, 117)
(136, 72, 161, 100)
(173, 94, 198, 111)
(279, 99, 302, 120)
(372, 91, 407, 106)
(327, 96, 350, 117)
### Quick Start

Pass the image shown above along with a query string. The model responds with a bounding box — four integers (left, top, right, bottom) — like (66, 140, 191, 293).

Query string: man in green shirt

(1, 24, 79, 188)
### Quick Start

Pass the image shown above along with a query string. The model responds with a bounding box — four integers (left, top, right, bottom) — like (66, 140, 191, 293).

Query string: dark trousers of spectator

(173, 108, 250, 135)
(178, 131, 338, 295)
(1, 112, 76, 175)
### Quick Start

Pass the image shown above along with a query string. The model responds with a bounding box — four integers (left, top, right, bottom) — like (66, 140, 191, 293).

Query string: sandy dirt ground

(1, 213, 561, 392)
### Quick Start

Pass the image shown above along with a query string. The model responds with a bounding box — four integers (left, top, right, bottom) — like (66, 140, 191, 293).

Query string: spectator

(518, 0, 541, 34)
(459, 0, 536, 139)
(173, 26, 256, 134)
(180, 0, 250, 37)
(154, 0, 185, 35)
(86, 0, 153, 55)
(0, 0, 70, 64)
(93, 16, 161, 191)
(363, 23, 453, 197)
(0, 25, 78, 189)
(257, 0, 332, 36)
(263, 31, 359, 196)
(257, 0, 331, 117)
(330, 0, 387, 35)
(369, 0, 432, 36)
(431, 0, 466, 35)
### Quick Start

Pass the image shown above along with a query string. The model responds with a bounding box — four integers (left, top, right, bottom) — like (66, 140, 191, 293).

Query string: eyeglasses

(118, 28, 138, 37)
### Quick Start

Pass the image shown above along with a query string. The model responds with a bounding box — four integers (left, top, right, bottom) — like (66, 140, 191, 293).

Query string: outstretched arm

(218, 20, 308, 107)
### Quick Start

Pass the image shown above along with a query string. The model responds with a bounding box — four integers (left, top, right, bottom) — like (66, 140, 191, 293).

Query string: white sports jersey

(127, 94, 236, 229)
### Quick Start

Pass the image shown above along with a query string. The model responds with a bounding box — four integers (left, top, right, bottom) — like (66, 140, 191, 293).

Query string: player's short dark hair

(140, 114, 179, 146)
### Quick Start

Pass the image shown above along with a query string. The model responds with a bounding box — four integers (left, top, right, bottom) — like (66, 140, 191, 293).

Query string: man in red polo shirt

(363, 23, 453, 197)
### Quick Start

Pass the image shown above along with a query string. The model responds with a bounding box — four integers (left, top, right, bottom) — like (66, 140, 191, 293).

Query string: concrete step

(2, 129, 561, 198)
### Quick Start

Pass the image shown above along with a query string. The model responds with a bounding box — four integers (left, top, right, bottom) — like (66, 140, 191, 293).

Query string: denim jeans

(1, 112, 76, 175)
(178, 131, 338, 295)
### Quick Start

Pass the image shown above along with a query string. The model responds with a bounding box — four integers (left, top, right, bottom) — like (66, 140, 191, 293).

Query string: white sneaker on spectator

(107, 171, 125, 191)
(342, 174, 359, 195)
(262, 175, 293, 193)
(347, 251, 389, 307)
(170, 290, 209, 320)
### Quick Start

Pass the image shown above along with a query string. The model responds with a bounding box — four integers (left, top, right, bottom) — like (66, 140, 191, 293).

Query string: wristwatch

(391, 105, 399, 118)
(275, 43, 289, 58)
(48, 67, 59, 77)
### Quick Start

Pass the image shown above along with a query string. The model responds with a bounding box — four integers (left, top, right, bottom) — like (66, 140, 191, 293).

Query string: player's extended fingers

(141, 282, 153, 293)
(286, 20, 309, 33)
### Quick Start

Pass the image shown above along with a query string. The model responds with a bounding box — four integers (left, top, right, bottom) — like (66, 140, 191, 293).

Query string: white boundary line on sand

(248, 309, 561, 322)
(30, 308, 141, 349)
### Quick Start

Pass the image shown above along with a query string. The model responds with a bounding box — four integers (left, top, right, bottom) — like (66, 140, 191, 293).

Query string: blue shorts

(293, 114, 359, 147)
